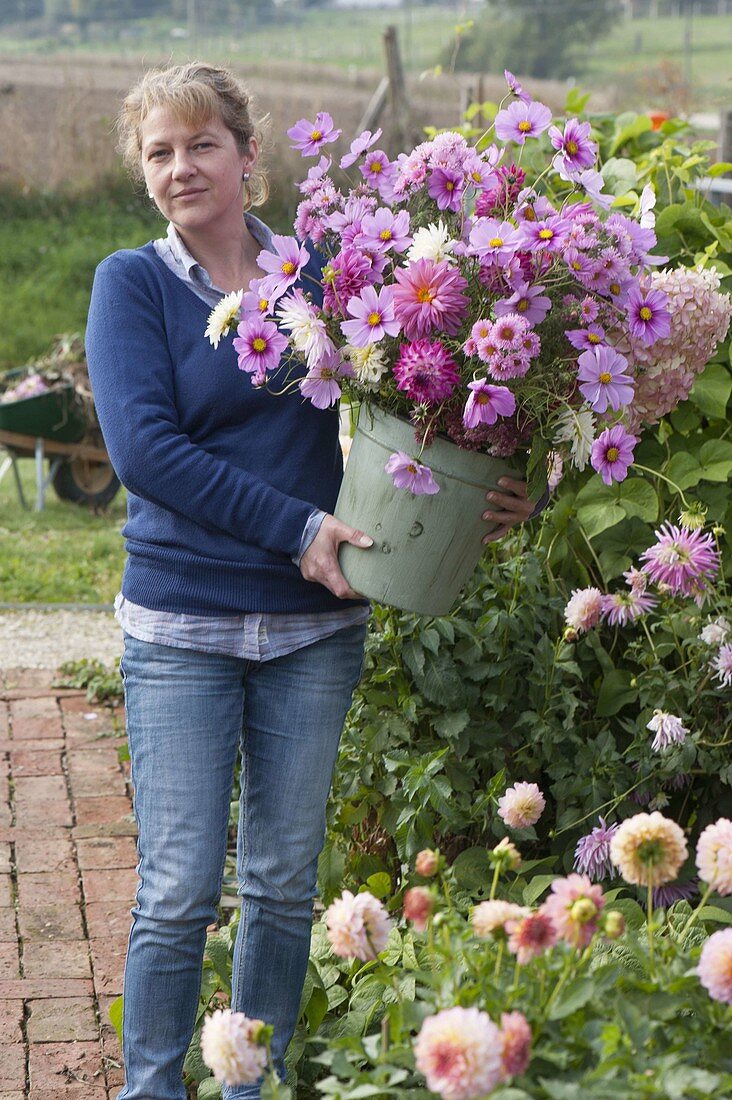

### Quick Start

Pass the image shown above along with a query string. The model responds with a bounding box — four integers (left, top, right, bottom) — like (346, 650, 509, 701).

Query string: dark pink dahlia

(322, 248, 374, 317)
(393, 339, 461, 405)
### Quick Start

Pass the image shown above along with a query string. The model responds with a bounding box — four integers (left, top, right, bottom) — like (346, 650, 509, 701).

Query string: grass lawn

(0, 456, 125, 603)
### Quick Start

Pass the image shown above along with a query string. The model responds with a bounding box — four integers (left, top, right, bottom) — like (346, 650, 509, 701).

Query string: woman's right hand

(299, 515, 373, 599)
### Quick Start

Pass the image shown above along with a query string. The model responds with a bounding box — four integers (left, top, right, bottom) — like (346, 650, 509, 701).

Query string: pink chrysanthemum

(404, 886, 434, 931)
(497, 781, 545, 830)
(499, 1012, 532, 1079)
(201, 1010, 267, 1087)
(696, 818, 732, 896)
(712, 643, 732, 688)
(640, 523, 720, 598)
(698, 928, 732, 1004)
(393, 339, 461, 405)
(540, 873, 605, 949)
(507, 911, 558, 964)
(472, 900, 529, 939)
(574, 817, 619, 881)
(564, 587, 604, 633)
(324, 889, 392, 961)
(393, 259, 469, 341)
(414, 1007, 504, 1100)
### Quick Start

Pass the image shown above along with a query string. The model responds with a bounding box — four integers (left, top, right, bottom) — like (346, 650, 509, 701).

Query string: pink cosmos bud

(603, 910, 625, 940)
(404, 886, 434, 932)
(415, 849, 440, 877)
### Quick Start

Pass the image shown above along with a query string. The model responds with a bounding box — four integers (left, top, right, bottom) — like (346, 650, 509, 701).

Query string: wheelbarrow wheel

(52, 456, 121, 508)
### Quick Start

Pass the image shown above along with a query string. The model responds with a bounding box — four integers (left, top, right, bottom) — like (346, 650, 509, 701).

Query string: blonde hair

(116, 61, 269, 209)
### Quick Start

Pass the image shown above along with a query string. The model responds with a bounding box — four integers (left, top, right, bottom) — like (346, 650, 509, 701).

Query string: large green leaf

(611, 478, 659, 523)
(596, 669, 637, 717)
(698, 439, 732, 482)
(548, 976, 595, 1021)
(691, 361, 732, 419)
(665, 451, 702, 490)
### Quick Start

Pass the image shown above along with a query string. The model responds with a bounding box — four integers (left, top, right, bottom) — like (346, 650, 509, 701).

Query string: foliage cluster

(54, 655, 123, 704)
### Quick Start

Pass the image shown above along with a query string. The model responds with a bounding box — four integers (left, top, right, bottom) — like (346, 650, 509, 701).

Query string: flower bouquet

(206, 72, 731, 614)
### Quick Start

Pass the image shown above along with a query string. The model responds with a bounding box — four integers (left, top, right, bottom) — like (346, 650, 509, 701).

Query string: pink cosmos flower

(393, 339, 461, 405)
(299, 350, 352, 409)
(627, 285, 671, 344)
(360, 149, 395, 189)
(507, 911, 558, 964)
(698, 928, 732, 1004)
(499, 1012, 532, 1079)
(428, 166, 465, 212)
(392, 259, 469, 341)
(341, 284, 400, 347)
(357, 207, 412, 253)
(601, 588, 657, 627)
(468, 218, 521, 263)
(287, 112, 342, 156)
(591, 425, 637, 485)
(495, 281, 551, 325)
(541, 873, 605, 949)
(564, 586, 604, 634)
(404, 886, 434, 931)
(504, 69, 532, 104)
(385, 451, 440, 495)
(560, 163, 612, 208)
(647, 710, 688, 752)
(566, 324, 606, 352)
(495, 99, 553, 144)
(712, 643, 732, 688)
(232, 316, 289, 375)
(519, 215, 571, 253)
(256, 235, 310, 302)
(201, 1010, 267, 1087)
(696, 819, 732, 895)
(339, 127, 383, 169)
(549, 117, 597, 171)
(324, 889, 392, 961)
(574, 817, 619, 881)
(498, 781, 545, 830)
(577, 346, 634, 412)
(414, 1007, 504, 1100)
(640, 523, 721, 597)
(463, 381, 516, 428)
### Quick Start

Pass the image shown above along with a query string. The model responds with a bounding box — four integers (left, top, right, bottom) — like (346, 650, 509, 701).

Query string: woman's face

(139, 105, 257, 233)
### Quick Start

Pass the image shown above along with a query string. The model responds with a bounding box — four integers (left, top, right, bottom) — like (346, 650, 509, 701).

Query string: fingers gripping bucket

(334, 405, 524, 616)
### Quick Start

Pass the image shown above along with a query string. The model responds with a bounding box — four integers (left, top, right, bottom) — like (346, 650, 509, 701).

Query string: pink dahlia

(201, 1010, 267, 1087)
(591, 425, 636, 485)
(322, 248, 374, 318)
(497, 781, 545, 830)
(393, 259, 469, 341)
(414, 1006, 504, 1100)
(324, 889, 392, 961)
(507, 911, 558, 964)
(393, 339, 461, 405)
(696, 818, 732, 896)
(415, 848, 440, 877)
(712, 643, 732, 688)
(472, 900, 529, 939)
(564, 587, 604, 633)
(499, 1012, 532, 1079)
(541, 873, 605, 949)
(698, 928, 732, 1004)
(404, 886, 434, 931)
(640, 523, 720, 598)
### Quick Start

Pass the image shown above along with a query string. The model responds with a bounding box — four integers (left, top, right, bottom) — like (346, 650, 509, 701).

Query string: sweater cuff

(292, 509, 328, 568)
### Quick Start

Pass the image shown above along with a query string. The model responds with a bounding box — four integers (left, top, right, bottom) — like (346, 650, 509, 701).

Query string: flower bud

(490, 836, 521, 871)
(404, 886, 434, 932)
(563, 627, 578, 643)
(569, 897, 598, 925)
(603, 910, 625, 940)
(415, 848, 440, 877)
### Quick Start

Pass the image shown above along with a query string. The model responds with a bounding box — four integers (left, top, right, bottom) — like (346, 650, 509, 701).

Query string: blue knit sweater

(86, 242, 360, 615)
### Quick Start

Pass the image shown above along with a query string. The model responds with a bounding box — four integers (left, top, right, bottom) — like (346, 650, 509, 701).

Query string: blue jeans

(117, 622, 366, 1100)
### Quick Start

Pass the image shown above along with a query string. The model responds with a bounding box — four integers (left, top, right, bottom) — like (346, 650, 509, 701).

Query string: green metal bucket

(335, 405, 524, 616)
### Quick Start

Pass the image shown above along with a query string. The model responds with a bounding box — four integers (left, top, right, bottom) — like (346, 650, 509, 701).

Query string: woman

(86, 62, 537, 1100)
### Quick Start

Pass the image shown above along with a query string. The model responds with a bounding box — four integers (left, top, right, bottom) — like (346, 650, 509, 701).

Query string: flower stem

(647, 879, 655, 972)
(489, 863, 501, 902)
(680, 882, 714, 937)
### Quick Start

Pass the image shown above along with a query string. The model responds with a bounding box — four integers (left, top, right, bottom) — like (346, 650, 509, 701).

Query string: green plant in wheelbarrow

(201, 75, 730, 616)
(0, 333, 121, 509)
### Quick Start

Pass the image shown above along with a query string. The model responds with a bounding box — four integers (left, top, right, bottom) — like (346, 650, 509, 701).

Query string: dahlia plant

(205, 73, 731, 497)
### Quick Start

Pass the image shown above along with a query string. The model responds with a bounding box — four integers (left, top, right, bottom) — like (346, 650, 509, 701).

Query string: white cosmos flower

(406, 220, 457, 265)
(342, 343, 388, 390)
(205, 289, 243, 349)
(554, 406, 596, 471)
(276, 288, 334, 368)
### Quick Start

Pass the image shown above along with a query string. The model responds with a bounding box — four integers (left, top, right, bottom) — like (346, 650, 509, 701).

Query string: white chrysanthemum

(205, 289, 243, 349)
(700, 616, 730, 647)
(553, 406, 596, 470)
(414, 1006, 504, 1100)
(324, 889, 392, 961)
(646, 710, 688, 752)
(343, 343, 388, 390)
(276, 288, 333, 367)
(564, 587, 604, 633)
(407, 220, 458, 265)
(201, 1009, 267, 1087)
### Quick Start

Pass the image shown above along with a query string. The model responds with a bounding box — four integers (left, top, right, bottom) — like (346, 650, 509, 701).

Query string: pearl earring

(242, 171, 250, 181)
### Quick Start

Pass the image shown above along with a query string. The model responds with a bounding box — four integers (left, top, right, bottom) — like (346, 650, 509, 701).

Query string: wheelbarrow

(0, 381, 120, 510)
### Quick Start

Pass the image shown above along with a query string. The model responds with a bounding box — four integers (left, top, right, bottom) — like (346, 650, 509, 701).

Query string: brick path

(0, 667, 136, 1098)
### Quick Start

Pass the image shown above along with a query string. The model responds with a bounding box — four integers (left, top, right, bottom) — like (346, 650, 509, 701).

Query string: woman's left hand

(481, 477, 536, 545)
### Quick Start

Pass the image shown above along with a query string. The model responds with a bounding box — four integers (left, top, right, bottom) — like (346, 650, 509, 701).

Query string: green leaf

(691, 362, 732, 419)
(304, 984, 329, 1032)
(365, 872, 392, 900)
(452, 846, 491, 890)
(602, 156, 639, 194)
(522, 874, 556, 906)
(564, 87, 591, 115)
(665, 451, 702, 490)
(698, 905, 732, 925)
(596, 669, 637, 717)
(548, 976, 595, 1021)
(698, 438, 732, 482)
(577, 500, 626, 540)
(204, 933, 232, 996)
(608, 113, 652, 156)
(708, 161, 732, 177)
(611, 477, 659, 523)
(108, 995, 124, 1043)
(196, 1078, 222, 1100)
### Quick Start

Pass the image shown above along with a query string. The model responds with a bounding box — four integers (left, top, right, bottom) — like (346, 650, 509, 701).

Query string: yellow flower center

(310, 129, 323, 142)
(281, 260, 296, 276)
(538, 228, 554, 240)
(367, 311, 381, 327)
(639, 305, 653, 321)
(518, 120, 532, 132)
(252, 337, 267, 353)
(588, 332, 601, 344)
(489, 237, 504, 248)
(606, 446, 620, 462)
(571, 260, 581, 270)
(566, 140, 578, 155)
(379, 229, 393, 241)
(407, 463, 417, 474)
(445, 180, 455, 191)
(517, 299, 528, 312)
(609, 282, 621, 295)
(258, 298, 268, 312)
(599, 371, 612, 384)
(476, 392, 490, 405)
(370, 160, 383, 174)
(417, 288, 436, 304)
